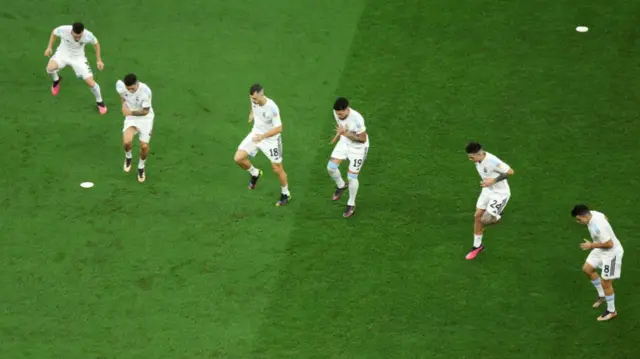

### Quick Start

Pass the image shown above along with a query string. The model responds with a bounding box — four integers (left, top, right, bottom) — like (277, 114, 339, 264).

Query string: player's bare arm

(44, 30, 58, 56)
(343, 130, 367, 143)
(131, 107, 150, 116)
(481, 168, 514, 187)
(93, 41, 104, 70)
(253, 125, 282, 142)
(580, 238, 614, 250)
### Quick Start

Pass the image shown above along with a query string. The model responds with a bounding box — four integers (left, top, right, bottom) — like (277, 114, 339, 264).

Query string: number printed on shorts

(269, 148, 279, 158)
(490, 199, 506, 213)
(603, 264, 610, 274)
(352, 158, 363, 169)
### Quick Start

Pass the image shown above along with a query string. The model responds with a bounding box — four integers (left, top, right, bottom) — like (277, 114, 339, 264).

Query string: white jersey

(116, 80, 154, 120)
(251, 97, 281, 136)
(475, 152, 511, 194)
(334, 108, 369, 148)
(53, 25, 97, 58)
(588, 211, 624, 252)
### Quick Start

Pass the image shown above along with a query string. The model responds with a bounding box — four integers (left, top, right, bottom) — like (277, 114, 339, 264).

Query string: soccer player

(234, 84, 291, 206)
(44, 22, 107, 114)
(116, 73, 154, 183)
(464, 142, 514, 260)
(327, 97, 369, 218)
(571, 204, 624, 321)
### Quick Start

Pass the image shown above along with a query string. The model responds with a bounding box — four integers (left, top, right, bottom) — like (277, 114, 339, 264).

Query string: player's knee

(139, 142, 150, 151)
(85, 77, 96, 87)
(46, 61, 58, 73)
(271, 163, 283, 173)
(327, 161, 339, 171)
(480, 212, 496, 225)
(582, 263, 595, 274)
(234, 151, 247, 163)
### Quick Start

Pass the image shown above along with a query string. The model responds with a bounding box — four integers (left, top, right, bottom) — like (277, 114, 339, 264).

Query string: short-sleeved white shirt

(116, 80, 154, 120)
(475, 152, 511, 194)
(54, 25, 98, 58)
(334, 108, 368, 148)
(588, 211, 623, 252)
(251, 98, 281, 136)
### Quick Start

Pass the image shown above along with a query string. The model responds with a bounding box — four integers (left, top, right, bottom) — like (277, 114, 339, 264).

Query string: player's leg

(582, 258, 605, 307)
(466, 190, 491, 260)
(272, 162, 291, 206)
(596, 253, 622, 321)
(46, 56, 64, 96)
(234, 133, 262, 189)
(83, 76, 107, 114)
(328, 140, 348, 200)
(480, 194, 509, 226)
(258, 136, 291, 206)
(137, 140, 150, 183)
(135, 119, 153, 183)
(342, 147, 367, 218)
(122, 123, 137, 173)
(71, 58, 106, 114)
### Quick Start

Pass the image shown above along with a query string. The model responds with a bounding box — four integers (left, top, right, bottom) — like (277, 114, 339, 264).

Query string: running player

(464, 142, 514, 260)
(327, 97, 369, 218)
(234, 84, 291, 206)
(44, 22, 107, 114)
(572, 204, 624, 321)
(116, 73, 154, 183)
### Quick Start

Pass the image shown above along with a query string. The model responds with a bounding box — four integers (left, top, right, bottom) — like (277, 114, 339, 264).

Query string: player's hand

(248, 115, 254, 123)
(96, 60, 104, 71)
(252, 134, 264, 143)
(122, 103, 132, 116)
(44, 47, 53, 57)
(580, 239, 592, 251)
(481, 178, 496, 187)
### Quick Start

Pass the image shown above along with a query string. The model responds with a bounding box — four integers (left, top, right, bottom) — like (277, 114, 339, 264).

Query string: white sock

(125, 151, 133, 159)
(605, 294, 615, 312)
(591, 278, 605, 297)
(138, 158, 146, 169)
(49, 71, 59, 82)
(247, 166, 259, 176)
(328, 167, 346, 188)
(347, 177, 359, 206)
(473, 234, 483, 247)
(90, 83, 103, 102)
(281, 185, 290, 195)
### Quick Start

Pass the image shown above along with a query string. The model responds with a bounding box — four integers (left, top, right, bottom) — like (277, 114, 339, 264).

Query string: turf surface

(1, 1, 639, 358)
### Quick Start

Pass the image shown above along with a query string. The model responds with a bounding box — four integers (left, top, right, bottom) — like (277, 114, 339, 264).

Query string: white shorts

(123, 117, 154, 143)
(51, 53, 93, 80)
(476, 188, 510, 219)
(238, 132, 283, 163)
(586, 249, 623, 280)
(330, 138, 369, 173)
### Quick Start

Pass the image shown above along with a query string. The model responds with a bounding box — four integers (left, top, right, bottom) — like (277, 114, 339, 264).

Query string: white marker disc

(576, 26, 588, 33)
(80, 182, 94, 188)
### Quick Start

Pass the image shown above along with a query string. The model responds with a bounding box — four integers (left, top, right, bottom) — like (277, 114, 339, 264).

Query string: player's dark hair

(249, 83, 263, 95)
(333, 97, 349, 111)
(465, 142, 482, 154)
(123, 73, 137, 86)
(72, 22, 84, 34)
(571, 204, 590, 217)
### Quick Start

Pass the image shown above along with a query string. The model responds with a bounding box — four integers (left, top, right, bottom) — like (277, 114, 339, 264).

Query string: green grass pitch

(1, 0, 639, 358)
